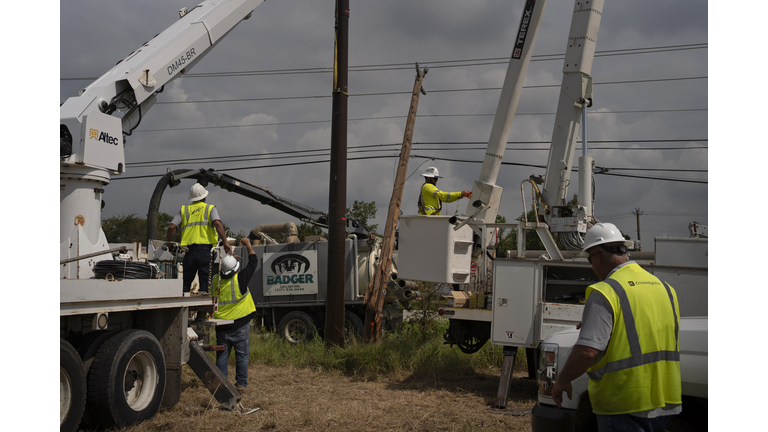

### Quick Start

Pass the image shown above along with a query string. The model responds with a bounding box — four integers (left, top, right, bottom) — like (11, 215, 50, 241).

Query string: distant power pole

(363, 64, 428, 342)
(632, 208, 643, 251)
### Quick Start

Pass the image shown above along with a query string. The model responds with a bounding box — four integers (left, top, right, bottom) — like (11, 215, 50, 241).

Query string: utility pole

(632, 207, 643, 251)
(325, 0, 349, 347)
(363, 64, 428, 342)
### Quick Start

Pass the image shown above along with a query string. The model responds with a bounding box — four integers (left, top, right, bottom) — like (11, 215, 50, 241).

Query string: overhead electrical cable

(114, 154, 707, 184)
(61, 43, 707, 81)
(127, 139, 708, 167)
(145, 76, 707, 106)
(133, 108, 707, 133)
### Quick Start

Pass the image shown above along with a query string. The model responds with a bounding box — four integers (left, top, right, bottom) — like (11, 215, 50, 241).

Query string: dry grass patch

(117, 364, 536, 432)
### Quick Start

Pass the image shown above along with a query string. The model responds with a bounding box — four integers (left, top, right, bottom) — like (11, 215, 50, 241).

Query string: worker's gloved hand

(165, 243, 179, 253)
(462, 190, 472, 198)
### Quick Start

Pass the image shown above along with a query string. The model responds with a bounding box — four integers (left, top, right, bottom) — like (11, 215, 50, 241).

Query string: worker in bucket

(551, 222, 681, 432)
(417, 166, 472, 215)
(211, 237, 257, 391)
(166, 183, 233, 293)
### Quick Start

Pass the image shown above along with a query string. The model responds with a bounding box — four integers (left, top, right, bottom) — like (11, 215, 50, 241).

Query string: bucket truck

(395, 0, 707, 426)
(398, 0, 604, 354)
(59, 1, 269, 430)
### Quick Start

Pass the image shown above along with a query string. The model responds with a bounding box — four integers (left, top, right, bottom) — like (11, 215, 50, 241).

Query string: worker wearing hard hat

(551, 223, 681, 431)
(211, 237, 257, 391)
(417, 167, 472, 215)
(166, 183, 233, 293)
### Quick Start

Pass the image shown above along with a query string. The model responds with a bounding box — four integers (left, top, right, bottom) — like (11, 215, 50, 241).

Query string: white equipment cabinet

(491, 260, 596, 349)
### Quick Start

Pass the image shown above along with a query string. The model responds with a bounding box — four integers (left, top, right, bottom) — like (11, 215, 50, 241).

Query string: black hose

(93, 260, 158, 279)
(146, 169, 197, 243)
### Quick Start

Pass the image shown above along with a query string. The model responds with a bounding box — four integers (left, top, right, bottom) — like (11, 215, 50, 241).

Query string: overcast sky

(59, 0, 708, 251)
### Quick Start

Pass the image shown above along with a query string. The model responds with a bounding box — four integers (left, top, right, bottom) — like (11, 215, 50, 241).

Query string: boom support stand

(187, 341, 241, 410)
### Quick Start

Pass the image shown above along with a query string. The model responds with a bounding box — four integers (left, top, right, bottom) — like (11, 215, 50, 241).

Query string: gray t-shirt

(576, 261, 682, 418)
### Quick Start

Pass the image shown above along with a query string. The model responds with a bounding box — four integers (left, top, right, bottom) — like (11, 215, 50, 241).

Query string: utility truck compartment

(491, 260, 596, 348)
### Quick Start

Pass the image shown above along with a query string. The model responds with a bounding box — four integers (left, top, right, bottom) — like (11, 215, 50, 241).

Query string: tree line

(100, 200, 381, 244)
(101, 196, 611, 256)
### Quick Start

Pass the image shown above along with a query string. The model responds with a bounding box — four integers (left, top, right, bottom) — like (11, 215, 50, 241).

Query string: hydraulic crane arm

(61, 1, 264, 278)
(147, 169, 370, 243)
(60, 0, 264, 177)
(540, 0, 603, 213)
(198, 169, 330, 227)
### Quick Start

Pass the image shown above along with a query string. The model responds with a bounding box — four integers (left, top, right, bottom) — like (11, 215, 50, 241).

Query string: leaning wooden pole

(325, 0, 349, 347)
(363, 65, 428, 342)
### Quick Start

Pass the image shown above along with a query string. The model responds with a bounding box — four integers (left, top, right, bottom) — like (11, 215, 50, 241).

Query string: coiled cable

(93, 260, 159, 280)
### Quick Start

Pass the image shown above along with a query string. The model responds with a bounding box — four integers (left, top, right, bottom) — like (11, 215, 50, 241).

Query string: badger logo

(271, 254, 311, 275)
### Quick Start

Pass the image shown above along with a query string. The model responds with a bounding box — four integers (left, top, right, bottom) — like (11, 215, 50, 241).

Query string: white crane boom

(465, 0, 548, 230)
(60, 0, 264, 279)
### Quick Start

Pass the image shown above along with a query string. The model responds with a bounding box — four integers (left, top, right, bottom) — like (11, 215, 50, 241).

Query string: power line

(127, 140, 708, 167)
(147, 76, 706, 106)
(132, 108, 708, 133)
(114, 153, 707, 184)
(60, 43, 707, 81)
(599, 210, 707, 219)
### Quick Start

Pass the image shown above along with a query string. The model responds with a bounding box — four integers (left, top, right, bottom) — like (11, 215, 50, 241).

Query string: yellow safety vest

(180, 202, 217, 246)
(418, 183, 462, 215)
(211, 273, 256, 321)
(585, 264, 681, 415)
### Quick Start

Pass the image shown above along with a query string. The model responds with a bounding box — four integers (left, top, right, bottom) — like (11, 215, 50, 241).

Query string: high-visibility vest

(585, 263, 682, 415)
(211, 273, 256, 321)
(418, 183, 462, 215)
(179, 202, 217, 246)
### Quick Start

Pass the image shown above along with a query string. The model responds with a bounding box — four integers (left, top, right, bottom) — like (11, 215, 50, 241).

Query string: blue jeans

(182, 244, 212, 293)
(215, 323, 251, 387)
(597, 414, 671, 432)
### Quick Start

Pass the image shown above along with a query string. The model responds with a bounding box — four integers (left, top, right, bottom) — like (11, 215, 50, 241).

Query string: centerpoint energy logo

(263, 250, 318, 296)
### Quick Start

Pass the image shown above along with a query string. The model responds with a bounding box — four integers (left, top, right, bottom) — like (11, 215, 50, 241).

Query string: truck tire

(86, 329, 166, 429)
(278, 311, 317, 344)
(75, 330, 116, 375)
(343, 311, 364, 343)
(74, 330, 117, 430)
(61, 339, 86, 432)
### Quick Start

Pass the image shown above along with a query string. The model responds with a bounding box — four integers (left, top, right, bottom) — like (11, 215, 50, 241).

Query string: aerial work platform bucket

(397, 215, 474, 284)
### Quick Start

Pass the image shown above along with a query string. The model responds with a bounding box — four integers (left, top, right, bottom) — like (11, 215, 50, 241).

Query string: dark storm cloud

(60, 0, 707, 247)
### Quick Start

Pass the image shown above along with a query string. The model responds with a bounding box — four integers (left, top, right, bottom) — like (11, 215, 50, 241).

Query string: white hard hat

(582, 222, 632, 252)
(220, 255, 240, 278)
(189, 183, 209, 202)
(421, 166, 443, 178)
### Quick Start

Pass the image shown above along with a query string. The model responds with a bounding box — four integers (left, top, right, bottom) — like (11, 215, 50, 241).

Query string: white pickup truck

(529, 235, 708, 431)
(531, 315, 708, 431)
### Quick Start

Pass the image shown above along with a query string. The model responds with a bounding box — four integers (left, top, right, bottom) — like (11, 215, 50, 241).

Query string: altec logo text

(89, 128, 120, 146)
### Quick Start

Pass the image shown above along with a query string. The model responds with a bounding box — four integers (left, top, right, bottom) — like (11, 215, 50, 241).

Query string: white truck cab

(531, 236, 708, 431)
(532, 316, 708, 430)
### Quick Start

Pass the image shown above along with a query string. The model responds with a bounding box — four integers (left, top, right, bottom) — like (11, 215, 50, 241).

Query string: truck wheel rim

(123, 350, 158, 411)
(286, 320, 307, 343)
(60, 366, 72, 425)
